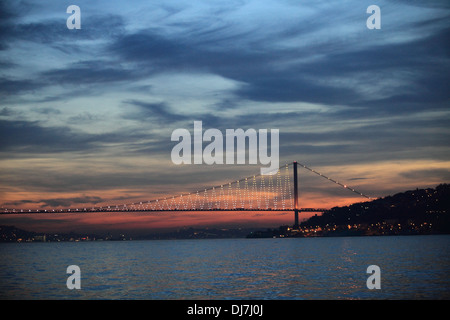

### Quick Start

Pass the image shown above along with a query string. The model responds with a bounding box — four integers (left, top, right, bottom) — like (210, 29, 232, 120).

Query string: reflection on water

(0, 235, 449, 299)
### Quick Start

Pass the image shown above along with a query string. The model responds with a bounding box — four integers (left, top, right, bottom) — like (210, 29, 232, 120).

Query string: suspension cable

(293, 162, 372, 199)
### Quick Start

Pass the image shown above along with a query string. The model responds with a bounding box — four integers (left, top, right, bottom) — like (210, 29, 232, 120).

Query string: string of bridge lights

(123, 164, 293, 211)
(294, 162, 372, 199)
(120, 162, 372, 210)
(2, 162, 372, 213)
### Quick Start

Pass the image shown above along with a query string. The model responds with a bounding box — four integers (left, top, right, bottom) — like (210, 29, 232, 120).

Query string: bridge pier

(293, 161, 299, 229)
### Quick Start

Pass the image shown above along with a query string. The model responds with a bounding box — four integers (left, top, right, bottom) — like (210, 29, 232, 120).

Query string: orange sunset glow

(1, 158, 448, 234)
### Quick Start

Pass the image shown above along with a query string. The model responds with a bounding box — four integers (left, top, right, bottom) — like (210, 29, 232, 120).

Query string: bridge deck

(1, 208, 327, 214)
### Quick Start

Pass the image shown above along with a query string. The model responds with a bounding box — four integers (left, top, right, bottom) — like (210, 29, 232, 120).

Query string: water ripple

(0, 235, 449, 299)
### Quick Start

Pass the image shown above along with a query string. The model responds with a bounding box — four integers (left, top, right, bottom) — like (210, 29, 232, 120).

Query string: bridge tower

(293, 161, 299, 229)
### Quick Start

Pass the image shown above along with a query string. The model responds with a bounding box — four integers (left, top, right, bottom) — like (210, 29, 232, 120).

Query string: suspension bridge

(1, 161, 372, 228)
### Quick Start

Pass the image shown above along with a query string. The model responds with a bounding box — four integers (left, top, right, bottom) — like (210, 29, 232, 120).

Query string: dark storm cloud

(2, 0, 448, 109)
(124, 99, 317, 131)
(8, 59, 145, 100)
(123, 99, 224, 129)
(3, 1, 447, 113)
(276, 110, 450, 166)
(0, 157, 251, 194)
(0, 0, 21, 50)
(0, 119, 86, 152)
(36, 107, 62, 115)
(121, 93, 449, 166)
(108, 29, 273, 81)
(0, 115, 192, 163)
(3, 196, 104, 208)
(237, 27, 449, 108)
(0, 3, 129, 95)
(124, 100, 189, 122)
(0, 3, 126, 47)
(96, 0, 449, 113)
(109, 32, 183, 65)
(107, 27, 448, 112)
(42, 60, 139, 85)
(235, 76, 361, 104)
(0, 119, 146, 153)
(0, 77, 41, 96)
(400, 168, 450, 181)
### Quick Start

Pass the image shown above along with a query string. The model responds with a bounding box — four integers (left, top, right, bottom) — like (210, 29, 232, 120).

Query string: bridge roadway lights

(1, 208, 328, 214)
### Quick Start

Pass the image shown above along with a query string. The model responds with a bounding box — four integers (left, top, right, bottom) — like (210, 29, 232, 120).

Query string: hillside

(248, 184, 450, 238)
(303, 183, 449, 226)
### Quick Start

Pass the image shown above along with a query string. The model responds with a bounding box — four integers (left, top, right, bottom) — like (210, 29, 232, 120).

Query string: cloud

(0, 119, 86, 152)
(0, 77, 41, 96)
(3, 196, 104, 208)
(1, 5, 126, 47)
(100, 3, 450, 115)
(0, 0, 449, 226)
(393, 0, 450, 9)
(0, 107, 18, 117)
(109, 32, 183, 64)
(0, 119, 149, 154)
(400, 168, 450, 181)
(123, 100, 190, 122)
(42, 60, 139, 85)
(36, 107, 62, 115)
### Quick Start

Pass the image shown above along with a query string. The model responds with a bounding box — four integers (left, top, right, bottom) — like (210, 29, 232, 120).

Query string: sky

(0, 0, 449, 234)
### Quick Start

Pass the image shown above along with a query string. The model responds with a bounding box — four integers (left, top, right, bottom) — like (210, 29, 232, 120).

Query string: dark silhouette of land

(0, 225, 259, 242)
(248, 183, 450, 238)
